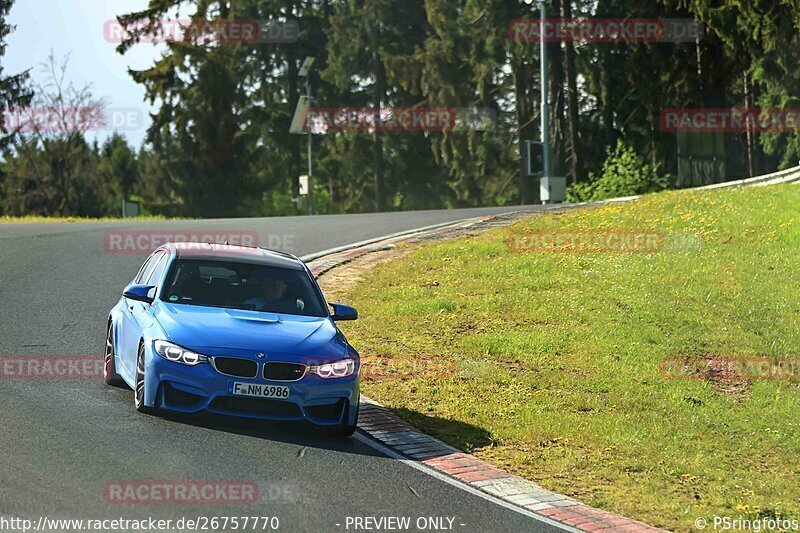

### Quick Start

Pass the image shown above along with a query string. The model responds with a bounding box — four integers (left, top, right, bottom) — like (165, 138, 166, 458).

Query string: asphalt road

(0, 205, 564, 533)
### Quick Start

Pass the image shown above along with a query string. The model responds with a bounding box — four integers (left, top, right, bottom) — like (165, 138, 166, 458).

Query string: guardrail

(598, 164, 800, 205)
(696, 164, 800, 190)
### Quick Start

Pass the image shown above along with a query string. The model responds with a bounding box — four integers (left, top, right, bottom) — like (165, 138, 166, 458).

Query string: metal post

(306, 77, 314, 216)
(540, 1, 551, 184)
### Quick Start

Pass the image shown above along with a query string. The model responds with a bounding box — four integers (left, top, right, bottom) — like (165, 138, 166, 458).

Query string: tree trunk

(743, 69, 754, 177)
(597, 0, 615, 148)
(548, 0, 564, 179)
(370, 2, 385, 212)
(562, 0, 581, 184)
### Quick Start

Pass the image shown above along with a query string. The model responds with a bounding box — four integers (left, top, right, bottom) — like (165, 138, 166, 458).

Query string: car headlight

(309, 358, 356, 378)
(154, 340, 208, 366)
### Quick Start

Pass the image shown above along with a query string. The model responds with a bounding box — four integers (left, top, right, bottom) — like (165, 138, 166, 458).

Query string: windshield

(160, 259, 327, 318)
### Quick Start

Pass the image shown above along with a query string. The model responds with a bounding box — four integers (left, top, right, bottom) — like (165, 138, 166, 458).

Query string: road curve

(0, 206, 565, 532)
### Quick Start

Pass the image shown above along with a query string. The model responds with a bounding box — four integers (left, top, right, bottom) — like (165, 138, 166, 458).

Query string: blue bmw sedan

(104, 242, 360, 437)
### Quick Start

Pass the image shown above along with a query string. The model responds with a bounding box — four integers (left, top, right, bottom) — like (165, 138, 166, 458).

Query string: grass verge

(333, 184, 800, 530)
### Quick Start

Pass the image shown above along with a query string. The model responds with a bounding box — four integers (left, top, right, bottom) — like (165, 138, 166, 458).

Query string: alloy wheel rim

(104, 327, 113, 379)
(135, 347, 145, 407)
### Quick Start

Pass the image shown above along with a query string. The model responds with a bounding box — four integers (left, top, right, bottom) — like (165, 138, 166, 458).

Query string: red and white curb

(304, 218, 664, 533)
(356, 399, 660, 532)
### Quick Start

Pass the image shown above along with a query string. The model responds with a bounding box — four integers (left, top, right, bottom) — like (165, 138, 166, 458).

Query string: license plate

(229, 382, 290, 399)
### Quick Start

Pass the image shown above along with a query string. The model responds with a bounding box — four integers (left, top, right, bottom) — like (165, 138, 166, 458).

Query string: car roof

(162, 242, 305, 271)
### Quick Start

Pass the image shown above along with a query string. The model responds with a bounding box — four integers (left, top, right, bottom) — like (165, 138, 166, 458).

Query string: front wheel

(331, 423, 357, 438)
(327, 405, 358, 438)
(134, 343, 152, 413)
(103, 324, 124, 386)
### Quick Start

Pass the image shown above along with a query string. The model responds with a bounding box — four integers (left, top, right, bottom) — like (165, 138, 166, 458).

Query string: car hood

(153, 302, 348, 361)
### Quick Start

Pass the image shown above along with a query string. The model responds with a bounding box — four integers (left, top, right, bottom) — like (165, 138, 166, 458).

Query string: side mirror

(123, 284, 156, 305)
(330, 303, 358, 321)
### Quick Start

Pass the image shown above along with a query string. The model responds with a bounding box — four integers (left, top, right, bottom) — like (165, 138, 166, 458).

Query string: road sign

(299, 175, 309, 196)
(299, 56, 316, 77)
(121, 199, 140, 218)
(522, 140, 544, 176)
(290, 96, 310, 134)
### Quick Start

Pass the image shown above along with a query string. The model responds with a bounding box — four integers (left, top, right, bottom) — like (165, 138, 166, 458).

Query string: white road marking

(353, 432, 579, 532)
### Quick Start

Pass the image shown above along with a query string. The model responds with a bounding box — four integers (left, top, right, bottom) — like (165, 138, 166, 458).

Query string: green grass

(335, 184, 800, 530)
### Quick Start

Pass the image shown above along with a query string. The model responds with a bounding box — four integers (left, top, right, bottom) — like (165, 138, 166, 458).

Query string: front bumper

(143, 351, 360, 426)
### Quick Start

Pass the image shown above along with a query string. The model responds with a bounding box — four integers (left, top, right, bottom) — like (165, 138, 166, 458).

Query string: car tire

(134, 342, 152, 413)
(328, 405, 358, 438)
(332, 423, 357, 438)
(103, 324, 124, 387)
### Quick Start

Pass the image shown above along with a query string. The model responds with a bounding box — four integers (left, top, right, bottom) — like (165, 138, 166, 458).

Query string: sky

(5, 0, 163, 147)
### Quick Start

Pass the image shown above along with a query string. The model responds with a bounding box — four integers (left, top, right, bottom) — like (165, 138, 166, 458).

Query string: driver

(168, 263, 203, 301)
(244, 278, 290, 312)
